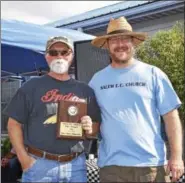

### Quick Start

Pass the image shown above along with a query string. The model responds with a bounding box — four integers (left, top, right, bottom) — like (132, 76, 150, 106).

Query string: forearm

(163, 109, 183, 159)
(7, 117, 29, 162)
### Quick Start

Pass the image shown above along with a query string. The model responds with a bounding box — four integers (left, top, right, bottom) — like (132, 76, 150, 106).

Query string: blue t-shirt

(89, 60, 181, 167)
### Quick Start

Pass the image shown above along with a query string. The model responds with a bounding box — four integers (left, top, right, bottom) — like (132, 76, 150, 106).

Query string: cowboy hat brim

(91, 32, 148, 48)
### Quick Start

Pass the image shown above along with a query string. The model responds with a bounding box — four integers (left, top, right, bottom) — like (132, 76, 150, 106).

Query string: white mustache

(49, 59, 69, 74)
(55, 59, 66, 63)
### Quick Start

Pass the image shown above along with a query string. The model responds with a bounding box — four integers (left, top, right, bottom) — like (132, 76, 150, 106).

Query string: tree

(1, 137, 12, 157)
(136, 21, 184, 126)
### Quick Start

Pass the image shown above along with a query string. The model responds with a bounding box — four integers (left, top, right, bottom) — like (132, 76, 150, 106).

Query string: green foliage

(1, 137, 12, 157)
(136, 21, 184, 125)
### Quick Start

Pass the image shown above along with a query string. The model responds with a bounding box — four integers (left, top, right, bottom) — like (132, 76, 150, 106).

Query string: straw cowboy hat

(91, 16, 148, 48)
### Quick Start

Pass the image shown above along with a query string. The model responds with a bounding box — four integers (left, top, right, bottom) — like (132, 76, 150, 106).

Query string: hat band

(108, 29, 132, 35)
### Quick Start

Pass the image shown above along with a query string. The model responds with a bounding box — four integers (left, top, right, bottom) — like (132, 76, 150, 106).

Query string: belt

(26, 146, 82, 163)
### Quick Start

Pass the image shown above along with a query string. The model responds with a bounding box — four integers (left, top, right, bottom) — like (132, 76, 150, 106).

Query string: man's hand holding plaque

(81, 116, 93, 135)
(56, 100, 93, 140)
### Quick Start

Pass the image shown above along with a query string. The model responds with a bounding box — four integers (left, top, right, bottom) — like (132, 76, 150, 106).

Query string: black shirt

(4, 75, 101, 154)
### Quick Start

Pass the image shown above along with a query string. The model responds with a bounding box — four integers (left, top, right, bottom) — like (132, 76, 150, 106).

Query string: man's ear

(45, 53, 48, 61)
(72, 53, 74, 60)
(106, 40, 110, 49)
(45, 53, 50, 66)
(131, 36, 135, 45)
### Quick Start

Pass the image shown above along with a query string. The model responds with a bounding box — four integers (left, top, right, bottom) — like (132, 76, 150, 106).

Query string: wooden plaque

(56, 100, 87, 139)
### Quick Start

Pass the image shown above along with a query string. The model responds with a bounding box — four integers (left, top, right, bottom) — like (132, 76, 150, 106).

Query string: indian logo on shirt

(41, 89, 86, 125)
(41, 89, 85, 103)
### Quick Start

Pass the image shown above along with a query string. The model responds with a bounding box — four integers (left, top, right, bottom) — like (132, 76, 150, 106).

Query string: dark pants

(100, 165, 171, 182)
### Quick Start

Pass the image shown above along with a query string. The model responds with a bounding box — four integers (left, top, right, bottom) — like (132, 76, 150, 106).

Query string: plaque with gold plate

(56, 100, 87, 139)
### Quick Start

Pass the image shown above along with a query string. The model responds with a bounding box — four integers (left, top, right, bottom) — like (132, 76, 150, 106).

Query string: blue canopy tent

(1, 19, 95, 77)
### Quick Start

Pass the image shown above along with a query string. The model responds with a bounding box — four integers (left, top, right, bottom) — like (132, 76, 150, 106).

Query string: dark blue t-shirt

(4, 75, 101, 154)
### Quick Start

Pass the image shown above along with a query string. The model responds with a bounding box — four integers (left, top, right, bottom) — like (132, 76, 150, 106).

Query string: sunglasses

(47, 49, 72, 57)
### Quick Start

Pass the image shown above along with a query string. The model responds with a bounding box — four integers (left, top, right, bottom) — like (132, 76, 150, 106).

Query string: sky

(1, 1, 121, 25)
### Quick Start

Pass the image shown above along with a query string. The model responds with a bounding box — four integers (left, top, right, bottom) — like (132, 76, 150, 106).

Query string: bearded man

(4, 36, 101, 182)
(89, 17, 184, 182)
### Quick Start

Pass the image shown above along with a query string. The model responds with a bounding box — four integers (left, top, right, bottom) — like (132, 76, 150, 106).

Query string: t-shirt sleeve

(88, 74, 96, 89)
(3, 88, 31, 124)
(87, 91, 102, 123)
(154, 67, 181, 115)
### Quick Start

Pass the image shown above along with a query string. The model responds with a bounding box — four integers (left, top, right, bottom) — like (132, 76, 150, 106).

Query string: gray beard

(110, 46, 135, 65)
(110, 51, 133, 65)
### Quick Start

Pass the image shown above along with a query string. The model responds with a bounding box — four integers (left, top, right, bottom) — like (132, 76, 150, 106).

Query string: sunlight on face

(45, 42, 73, 66)
(107, 35, 135, 64)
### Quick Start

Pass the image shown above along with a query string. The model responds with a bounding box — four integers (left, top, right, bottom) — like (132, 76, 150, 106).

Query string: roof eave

(57, 1, 184, 30)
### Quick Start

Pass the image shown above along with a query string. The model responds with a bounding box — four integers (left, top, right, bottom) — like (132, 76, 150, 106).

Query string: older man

(89, 17, 184, 182)
(4, 36, 101, 182)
